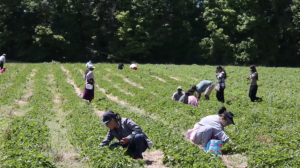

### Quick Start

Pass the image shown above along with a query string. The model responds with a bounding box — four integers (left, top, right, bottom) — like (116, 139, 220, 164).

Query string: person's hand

(120, 138, 129, 145)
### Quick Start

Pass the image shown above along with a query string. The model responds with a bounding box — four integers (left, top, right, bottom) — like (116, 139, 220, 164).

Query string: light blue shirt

(196, 80, 213, 93)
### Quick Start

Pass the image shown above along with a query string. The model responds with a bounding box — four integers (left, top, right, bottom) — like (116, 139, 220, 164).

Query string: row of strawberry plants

(0, 64, 55, 167)
(88, 64, 300, 167)
(63, 63, 300, 167)
(0, 64, 34, 138)
(55, 64, 227, 167)
(0, 64, 26, 91)
(113, 64, 300, 167)
(52, 64, 137, 167)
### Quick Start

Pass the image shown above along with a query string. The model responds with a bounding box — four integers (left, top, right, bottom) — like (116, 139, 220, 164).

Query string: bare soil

(143, 150, 168, 168)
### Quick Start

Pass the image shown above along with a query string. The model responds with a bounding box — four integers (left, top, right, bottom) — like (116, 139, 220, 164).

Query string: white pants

(204, 84, 215, 96)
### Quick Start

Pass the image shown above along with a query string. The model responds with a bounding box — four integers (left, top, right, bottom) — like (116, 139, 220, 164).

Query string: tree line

(0, 0, 299, 66)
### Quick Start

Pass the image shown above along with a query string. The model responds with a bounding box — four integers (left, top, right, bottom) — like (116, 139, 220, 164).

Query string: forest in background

(0, 0, 299, 66)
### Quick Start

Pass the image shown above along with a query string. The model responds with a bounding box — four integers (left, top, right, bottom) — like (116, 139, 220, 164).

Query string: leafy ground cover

(1, 63, 300, 167)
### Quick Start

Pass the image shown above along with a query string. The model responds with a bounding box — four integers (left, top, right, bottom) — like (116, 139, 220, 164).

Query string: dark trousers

(216, 88, 225, 103)
(0, 61, 3, 69)
(249, 85, 260, 102)
(110, 134, 148, 159)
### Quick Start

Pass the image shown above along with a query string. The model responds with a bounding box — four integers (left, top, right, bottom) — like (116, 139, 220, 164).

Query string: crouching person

(100, 111, 152, 160)
(186, 106, 235, 152)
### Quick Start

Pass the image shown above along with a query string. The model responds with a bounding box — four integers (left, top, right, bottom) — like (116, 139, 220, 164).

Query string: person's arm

(172, 93, 176, 100)
(100, 130, 114, 146)
(197, 92, 201, 100)
(123, 119, 144, 144)
(215, 130, 230, 143)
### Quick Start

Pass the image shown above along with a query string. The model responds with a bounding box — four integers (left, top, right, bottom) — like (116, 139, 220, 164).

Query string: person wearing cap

(100, 111, 152, 160)
(82, 64, 95, 102)
(172, 86, 184, 101)
(186, 106, 235, 151)
(0, 54, 6, 70)
(192, 80, 215, 100)
(130, 63, 138, 70)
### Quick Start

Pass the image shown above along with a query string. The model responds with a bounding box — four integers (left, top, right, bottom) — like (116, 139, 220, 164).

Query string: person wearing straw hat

(172, 86, 184, 101)
(186, 106, 235, 151)
(0, 54, 6, 70)
(100, 111, 152, 160)
(82, 64, 95, 102)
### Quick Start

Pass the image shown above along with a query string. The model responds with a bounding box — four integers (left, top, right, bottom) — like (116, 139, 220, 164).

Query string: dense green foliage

(0, 0, 299, 65)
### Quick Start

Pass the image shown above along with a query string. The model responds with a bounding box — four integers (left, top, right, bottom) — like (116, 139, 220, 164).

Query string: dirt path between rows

(170, 77, 180, 81)
(143, 150, 168, 168)
(14, 69, 37, 109)
(46, 71, 88, 168)
(221, 154, 248, 168)
(115, 74, 144, 89)
(151, 76, 166, 83)
(61, 66, 82, 95)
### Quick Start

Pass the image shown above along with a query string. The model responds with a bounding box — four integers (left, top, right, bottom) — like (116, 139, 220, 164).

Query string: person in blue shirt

(191, 80, 215, 100)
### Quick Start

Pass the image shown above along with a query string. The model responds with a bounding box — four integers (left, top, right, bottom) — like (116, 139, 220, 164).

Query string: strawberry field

(1, 63, 300, 167)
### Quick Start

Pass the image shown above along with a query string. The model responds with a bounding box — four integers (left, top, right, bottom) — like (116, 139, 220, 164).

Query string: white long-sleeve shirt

(0, 56, 6, 63)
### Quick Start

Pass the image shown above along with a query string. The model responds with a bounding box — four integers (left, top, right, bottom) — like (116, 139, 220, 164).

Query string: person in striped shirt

(215, 66, 227, 103)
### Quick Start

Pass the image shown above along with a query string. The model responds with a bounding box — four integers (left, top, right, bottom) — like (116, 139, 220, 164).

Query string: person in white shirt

(81, 65, 95, 102)
(130, 63, 137, 70)
(0, 54, 6, 69)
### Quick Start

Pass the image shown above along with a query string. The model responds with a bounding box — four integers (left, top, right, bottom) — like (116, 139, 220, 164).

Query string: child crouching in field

(100, 111, 152, 160)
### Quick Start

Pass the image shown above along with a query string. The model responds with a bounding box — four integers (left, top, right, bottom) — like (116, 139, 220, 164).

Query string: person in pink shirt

(188, 89, 198, 107)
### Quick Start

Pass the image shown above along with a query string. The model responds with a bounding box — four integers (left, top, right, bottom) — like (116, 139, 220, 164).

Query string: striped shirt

(250, 72, 258, 85)
(216, 71, 226, 88)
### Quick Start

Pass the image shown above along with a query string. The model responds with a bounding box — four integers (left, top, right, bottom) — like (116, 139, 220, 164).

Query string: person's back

(179, 94, 188, 104)
(0, 55, 6, 62)
(188, 95, 198, 107)
(196, 80, 213, 93)
(118, 63, 124, 69)
(196, 115, 223, 131)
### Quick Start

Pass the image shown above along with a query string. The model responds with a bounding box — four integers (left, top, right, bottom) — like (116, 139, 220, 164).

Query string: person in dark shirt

(118, 63, 124, 70)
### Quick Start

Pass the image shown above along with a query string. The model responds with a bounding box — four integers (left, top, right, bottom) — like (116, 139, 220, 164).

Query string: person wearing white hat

(172, 86, 184, 101)
(81, 64, 95, 102)
(85, 60, 92, 68)
(0, 54, 6, 70)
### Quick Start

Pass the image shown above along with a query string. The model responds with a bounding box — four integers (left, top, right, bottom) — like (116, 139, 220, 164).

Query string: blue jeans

(110, 134, 148, 159)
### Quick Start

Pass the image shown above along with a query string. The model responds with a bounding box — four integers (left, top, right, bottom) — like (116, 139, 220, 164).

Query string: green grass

(0, 63, 300, 167)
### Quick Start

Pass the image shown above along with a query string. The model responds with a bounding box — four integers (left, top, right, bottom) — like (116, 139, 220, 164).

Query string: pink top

(188, 96, 198, 107)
